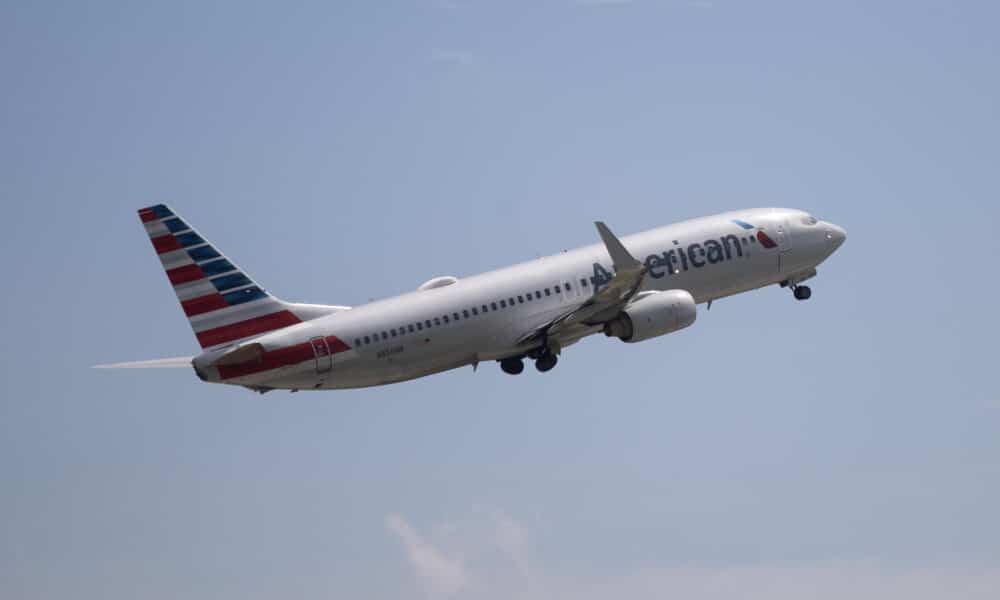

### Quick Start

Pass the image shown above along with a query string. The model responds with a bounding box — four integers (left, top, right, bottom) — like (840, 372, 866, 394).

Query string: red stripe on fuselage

(216, 335, 351, 380)
(181, 293, 230, 316)
(167, 263, 206, 285)
(151, 234, 182, 254)
(217, 341, 314, 379)
(326, 336, 350, 353)
(195, 310, 302, 348)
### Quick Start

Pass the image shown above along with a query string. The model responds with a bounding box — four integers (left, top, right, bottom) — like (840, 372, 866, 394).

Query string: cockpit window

(801, 215, 818, 226)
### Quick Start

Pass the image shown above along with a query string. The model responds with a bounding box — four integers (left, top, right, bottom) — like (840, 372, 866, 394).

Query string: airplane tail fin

(138, 204, 343, 350)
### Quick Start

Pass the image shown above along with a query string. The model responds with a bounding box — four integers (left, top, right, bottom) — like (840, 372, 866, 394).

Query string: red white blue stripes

(138, 204, 302, 349)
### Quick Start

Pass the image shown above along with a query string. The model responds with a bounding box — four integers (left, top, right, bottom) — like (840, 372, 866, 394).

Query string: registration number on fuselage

(377, 346, 404, 360)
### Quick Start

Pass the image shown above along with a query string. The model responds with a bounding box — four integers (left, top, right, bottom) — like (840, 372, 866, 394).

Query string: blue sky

(2, 1, 999, 598)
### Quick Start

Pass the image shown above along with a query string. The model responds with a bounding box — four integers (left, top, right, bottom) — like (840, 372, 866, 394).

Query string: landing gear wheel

(793, 285, 812, 301)
(500, 357, 524, 375)
(535, 353, 558, 373)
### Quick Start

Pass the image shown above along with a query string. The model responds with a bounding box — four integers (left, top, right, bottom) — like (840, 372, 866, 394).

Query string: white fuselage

(192, 208, 845, 390)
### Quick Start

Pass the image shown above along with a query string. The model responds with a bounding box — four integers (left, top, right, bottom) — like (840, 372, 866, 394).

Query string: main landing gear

(500, 357, 525, 375)
(792, 284, 812, 301)
(499, 350, 559, 375)
(535, 352, 558, 373)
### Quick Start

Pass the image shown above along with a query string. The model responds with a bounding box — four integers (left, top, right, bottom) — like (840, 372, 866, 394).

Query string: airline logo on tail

(138, 204, 302, 349)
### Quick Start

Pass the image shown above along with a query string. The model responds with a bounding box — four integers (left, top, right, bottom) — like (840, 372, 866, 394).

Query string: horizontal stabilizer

(93, 356, 194, 369)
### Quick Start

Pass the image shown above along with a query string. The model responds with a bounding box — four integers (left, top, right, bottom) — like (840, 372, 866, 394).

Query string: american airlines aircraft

(98, 205, 846, 391)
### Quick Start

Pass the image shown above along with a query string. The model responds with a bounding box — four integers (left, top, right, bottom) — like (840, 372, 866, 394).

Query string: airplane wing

(517, 221, 647, 347)
(93, 356, 194, 369)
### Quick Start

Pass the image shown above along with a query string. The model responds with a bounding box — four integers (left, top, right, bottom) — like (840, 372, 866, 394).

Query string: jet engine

(603, 290, 697, 343)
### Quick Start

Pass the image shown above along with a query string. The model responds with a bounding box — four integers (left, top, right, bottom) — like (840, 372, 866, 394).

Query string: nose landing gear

(781, 269, 816, 301)
(792, 285, 812, 301)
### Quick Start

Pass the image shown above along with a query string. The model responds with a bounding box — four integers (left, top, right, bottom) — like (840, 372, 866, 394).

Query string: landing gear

(535, 352, 558, 373)
(499, 349, 559, 375)
(500, 357, 524, 375)
(782, 270, 817, 301)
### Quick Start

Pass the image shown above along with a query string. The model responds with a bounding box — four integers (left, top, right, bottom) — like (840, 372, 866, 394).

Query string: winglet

(595, 221, 641, 271)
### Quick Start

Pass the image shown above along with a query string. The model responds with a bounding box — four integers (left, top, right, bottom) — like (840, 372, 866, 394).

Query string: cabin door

(310, 336, 333, 373)
(775, 220, 792, 252)
(775, 220, 793, 270)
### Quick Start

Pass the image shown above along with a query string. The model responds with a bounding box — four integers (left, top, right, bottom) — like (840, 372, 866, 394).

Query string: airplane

(96, 205, 846, 391)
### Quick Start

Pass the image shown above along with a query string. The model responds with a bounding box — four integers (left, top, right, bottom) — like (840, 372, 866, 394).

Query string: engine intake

(603, 290, 697, 343)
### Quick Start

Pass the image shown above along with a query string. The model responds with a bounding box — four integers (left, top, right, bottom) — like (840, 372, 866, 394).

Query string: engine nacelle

(603, 290, 697, 343)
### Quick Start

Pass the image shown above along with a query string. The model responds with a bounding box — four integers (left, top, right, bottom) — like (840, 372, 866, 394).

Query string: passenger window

(517, 295, 524, 303)
(408, 324, 415, 333)
(508, 297, 515, 305)
(417, 322, 423, 331)
(535, 291, 542, 299)
(472, 307, 478, 315)
(354, 338, 361, 346)
(443, 315, 450, 323)
(381, 332, 388, 340)
(391, 329, 397, 337)
(565, 282, 571, 290)
(491, 302, 498, 310)
(544, 288, 551, 296)
(554, 284, 561, 293)
(425, 319, 432, 328)
(463, 309, 470, 318)
(482, 304, 489, 313)
(580, 278, 588, 287)
(364, 335, 370, 344)
(434, 317, 441, 326)
(500, 299, 507, 308)
(452, 312, 459, 321)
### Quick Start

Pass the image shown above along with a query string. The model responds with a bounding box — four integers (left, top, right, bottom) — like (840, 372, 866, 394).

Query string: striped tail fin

(138, 204, 308, 350)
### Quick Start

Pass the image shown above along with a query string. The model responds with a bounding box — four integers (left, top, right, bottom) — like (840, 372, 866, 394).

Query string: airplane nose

(825, 223, 847, 250)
